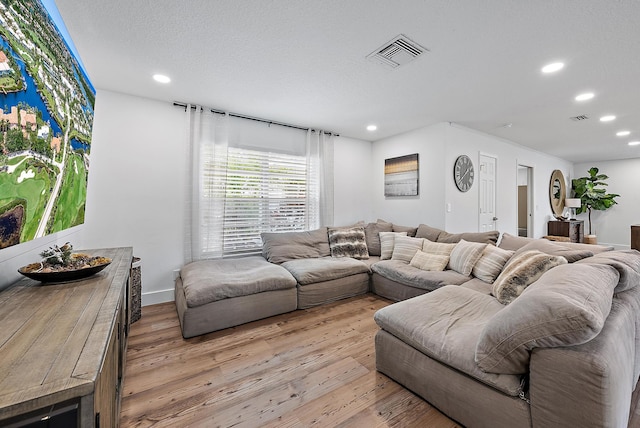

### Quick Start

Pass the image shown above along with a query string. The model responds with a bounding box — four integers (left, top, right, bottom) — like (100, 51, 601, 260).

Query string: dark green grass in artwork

(0, 159, 51, 242)
(51, 153, 87, 232)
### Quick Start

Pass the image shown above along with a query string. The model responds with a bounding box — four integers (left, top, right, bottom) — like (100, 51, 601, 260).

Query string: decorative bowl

(18, 257, 112, 284)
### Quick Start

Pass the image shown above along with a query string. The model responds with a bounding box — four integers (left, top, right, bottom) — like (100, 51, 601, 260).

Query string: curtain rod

(173, 102, 339, 136)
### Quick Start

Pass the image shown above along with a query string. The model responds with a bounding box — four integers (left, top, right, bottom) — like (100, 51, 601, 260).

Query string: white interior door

(479, 154, 497, 231)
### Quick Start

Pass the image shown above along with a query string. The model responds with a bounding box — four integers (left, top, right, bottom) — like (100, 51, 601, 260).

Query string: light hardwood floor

(120, 294, 460, 427)
(121, 293, 640, 428)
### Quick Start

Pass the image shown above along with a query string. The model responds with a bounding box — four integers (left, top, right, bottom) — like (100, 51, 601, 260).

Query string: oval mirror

(549, 169, 566, 218)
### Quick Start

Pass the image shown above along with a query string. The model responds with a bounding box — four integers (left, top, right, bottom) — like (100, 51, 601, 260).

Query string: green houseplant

(571, 167, 619, 238)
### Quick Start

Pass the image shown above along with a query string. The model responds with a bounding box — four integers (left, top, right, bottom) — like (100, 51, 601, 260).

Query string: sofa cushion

(508, 239, 593, 264)
(472, 245, 514, 283)
(391, 223, 417, 237)
(492, 250, 567, 304)
(576, 249, 640, 293)
(379, 231, 407, 260)
(372, 260, 471, 291)
(261, 228, 330, 264)
(437, 230, 500, 245)
(281, 257, 370, 285)
(448, 240, 487, 276)
(410, 251, 449, 271)
(364, 220, 393, 256)
(327, 226, 369, 259)
(497, 233, 534, 251)
(180, 256, 297, 307)
(374, 286, 523, 396)
(391, 236, 424, 263)
(476, 263, 619, 374)
(415, 224, 445, 242)
(422, 239, 456, 257)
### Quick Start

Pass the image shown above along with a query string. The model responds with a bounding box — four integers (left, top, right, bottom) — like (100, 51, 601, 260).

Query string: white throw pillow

(379, 231, 407, 260)
(472, 245, 514, 283)
(410, 251, 450, 271)
(391, 236, 425, 263)
(448, 239, 487, 276)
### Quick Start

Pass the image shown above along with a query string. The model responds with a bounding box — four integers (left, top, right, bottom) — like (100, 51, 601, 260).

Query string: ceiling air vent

(570, 115, 589, 121)
(367, 34, 428, 69)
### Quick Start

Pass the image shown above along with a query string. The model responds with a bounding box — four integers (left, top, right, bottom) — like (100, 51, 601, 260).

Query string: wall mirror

(549, 169, 566, 218)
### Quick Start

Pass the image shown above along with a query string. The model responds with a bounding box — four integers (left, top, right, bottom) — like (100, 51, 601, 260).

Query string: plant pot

(584, 235, 598, 245)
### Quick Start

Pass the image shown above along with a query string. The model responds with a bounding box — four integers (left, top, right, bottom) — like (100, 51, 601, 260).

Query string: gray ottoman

(175, 256, 298, 338)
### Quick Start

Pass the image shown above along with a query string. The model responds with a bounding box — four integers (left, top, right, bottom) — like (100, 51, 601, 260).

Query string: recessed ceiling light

(628, 141, 640, 146)
(617, 131, 631, 137)
(153, 74, 171, 83)
(575, 92, 594, 101)
(600, 115, 616, 122)
(541, 62, 564, 73)
(366, 125, 377, 131)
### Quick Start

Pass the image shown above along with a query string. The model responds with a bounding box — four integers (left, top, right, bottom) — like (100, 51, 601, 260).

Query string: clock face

(454, 155, 474, 192)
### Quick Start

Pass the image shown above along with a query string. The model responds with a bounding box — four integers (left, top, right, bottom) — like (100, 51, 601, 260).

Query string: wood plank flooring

(120, 294, 460, 427)
(121, 293, 640, 428)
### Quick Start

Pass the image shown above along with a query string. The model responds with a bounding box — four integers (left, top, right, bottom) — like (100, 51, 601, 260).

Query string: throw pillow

(472, 246, 514, 283)
(448, 240, 487, 276)
(364, 220, 393, 256)
(492, 250, 567, 304)
(415, 224, 445, 242)
(410, 251, 450, 271)
(379, 231, 407, 260)
(476, 262, 618, 374)
(422, 239, 456, 257)
(391, 236, 425, 263)
(327, 226, 369, 260)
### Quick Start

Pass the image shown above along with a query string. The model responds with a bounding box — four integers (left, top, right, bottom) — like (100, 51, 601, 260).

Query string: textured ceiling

(55, 0, 640, 163)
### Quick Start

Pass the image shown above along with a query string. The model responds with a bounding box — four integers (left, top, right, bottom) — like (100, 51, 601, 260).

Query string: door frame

(516, 161, 534, 237)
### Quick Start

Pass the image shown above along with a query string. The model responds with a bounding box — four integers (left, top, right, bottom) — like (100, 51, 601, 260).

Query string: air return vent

(570, 115, 589, 121)
(367, 34, 428, 68)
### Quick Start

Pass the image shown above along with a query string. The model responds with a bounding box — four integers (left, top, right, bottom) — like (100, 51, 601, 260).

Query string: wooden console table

(0, 247, 133, 427)
(548, 220, 584, 243)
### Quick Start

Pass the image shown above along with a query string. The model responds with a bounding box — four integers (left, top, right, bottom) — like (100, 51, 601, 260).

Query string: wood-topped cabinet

(548, 220, 584, 243)
(0, 247, 133, 427)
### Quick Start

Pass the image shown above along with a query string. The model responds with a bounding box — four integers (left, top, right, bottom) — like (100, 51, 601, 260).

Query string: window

(203, 146, 319, 257)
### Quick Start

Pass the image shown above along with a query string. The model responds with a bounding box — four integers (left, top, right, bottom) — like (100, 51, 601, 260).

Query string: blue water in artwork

(70, 138, 89, 152)
(0, 36, 63, 137)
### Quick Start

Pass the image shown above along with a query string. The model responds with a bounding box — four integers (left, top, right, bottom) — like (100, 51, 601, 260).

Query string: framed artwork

(0, 1, 95, 249)
(384, 153, 419, 196)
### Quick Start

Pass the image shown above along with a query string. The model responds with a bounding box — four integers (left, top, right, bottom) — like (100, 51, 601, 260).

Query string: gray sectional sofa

(175, 220, 640, 427)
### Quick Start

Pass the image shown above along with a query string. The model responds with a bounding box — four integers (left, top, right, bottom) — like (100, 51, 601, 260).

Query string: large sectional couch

(175, 219, 640, 427)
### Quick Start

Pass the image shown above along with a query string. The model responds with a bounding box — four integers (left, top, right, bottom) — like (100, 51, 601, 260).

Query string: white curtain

(307, 130, 334, 228)
(184, 106, 229, 262)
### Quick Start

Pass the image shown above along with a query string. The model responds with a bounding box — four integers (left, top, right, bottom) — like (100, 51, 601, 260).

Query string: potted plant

(571, 167, 619, 244)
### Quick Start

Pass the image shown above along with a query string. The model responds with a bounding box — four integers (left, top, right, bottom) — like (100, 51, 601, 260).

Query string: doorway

(517, 165, 533, 237)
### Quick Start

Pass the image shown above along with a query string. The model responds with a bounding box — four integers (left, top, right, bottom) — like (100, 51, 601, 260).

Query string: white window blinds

(207, 147, 317, 257)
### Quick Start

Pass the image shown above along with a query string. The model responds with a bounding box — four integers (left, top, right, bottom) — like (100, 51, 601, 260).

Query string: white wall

(372, 123, 447, 228)
(83, 90, 187, 305)
(372, 122, 574, 238)
(82, 90, 373, 305)
(333, 136, 373, 226)
(573, 159, 639, 248)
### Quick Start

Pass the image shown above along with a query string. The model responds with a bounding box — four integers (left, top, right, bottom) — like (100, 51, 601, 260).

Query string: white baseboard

(142, 288, 174, 306)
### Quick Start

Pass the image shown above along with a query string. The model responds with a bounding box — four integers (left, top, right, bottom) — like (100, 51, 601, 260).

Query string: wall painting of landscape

(0, 0, 94, 249)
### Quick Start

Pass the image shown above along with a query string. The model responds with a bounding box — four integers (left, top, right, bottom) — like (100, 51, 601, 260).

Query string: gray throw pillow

(327, 226, 369, 259)
(448, 240, 487, 276)
(492, 250, 567, 304)
(364, 220, 393, 256)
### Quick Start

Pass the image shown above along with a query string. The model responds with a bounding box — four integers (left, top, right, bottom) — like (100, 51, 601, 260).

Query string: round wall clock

(453, 155, 474, 192)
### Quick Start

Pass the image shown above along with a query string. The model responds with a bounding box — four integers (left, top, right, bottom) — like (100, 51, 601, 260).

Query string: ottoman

(175, 256, 298, 338)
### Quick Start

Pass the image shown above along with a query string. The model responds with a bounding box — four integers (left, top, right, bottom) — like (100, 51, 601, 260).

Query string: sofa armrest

(529, 297, 636, 428)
